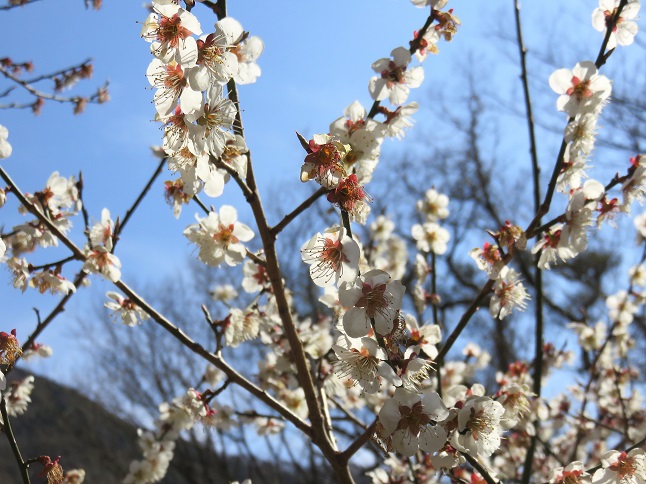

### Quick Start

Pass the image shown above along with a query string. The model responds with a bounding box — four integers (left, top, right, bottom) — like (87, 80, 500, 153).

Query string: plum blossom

(29, 270, 76, 295)
(557, 147, 590, 193)
(565, 113, 599, 156)
(21, 343, 53, 362)
(0, 124, 12, 158)
(191, 84, 236, 158)
(210, 284, 238, 302)
(378, 388, 449, 456)
(592, 0, 640, 50)
(241, 259, 270, 293)
(220, 133, 249, 178)
(326, 174, 371, 218)
(532, 224, 577, 270)
(225, 19, 264, 85)
(163, 178, 191, 218)
(83, 246, 121, 282)
(300, 226, 360, 287)
(329, 101, 385, 184)
(183, 206, 254, 267)
(407, 318, 441, 360)
(1, 376, 35, 419)
(300, 134, 350, 189)
(140, 0, 202, 67)
(0, 329, 21, 365)
(332, 335, 401, 393)
(417, 188, 449, 222)
(224, 308, 261, 347)
(23, 171, 80, 218)
(622, 162, 646, 209)
(162, 108, 204, 157)
(413, 28, 441, 62)
(89, 208, 115, 251)
(105, 292, 150, 327)
(369, 47, 424, 105)
(592, 449, 646, 483)
(456, 396, 505, 457)
(189, 30, 239, 90)
(339, 269, 405, 337)
(549, 61, 612, 116)
(489, 267, 530, 319)
(550, 461, 591, 483)
(380, 102, 419, 139)
(469, 242, 503, 279)
(560, 179, 605, 254)
(146, 59, 202, 117)
(411, 221, 450, 254)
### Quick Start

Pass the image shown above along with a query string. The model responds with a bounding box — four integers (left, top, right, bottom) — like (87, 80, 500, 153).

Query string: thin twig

(0, 397, 30, 483)
(462, 452, 498, 484)
(339, 419, 378, 463)
(513, 1, 544, 480)
(270, 186, 327, 237)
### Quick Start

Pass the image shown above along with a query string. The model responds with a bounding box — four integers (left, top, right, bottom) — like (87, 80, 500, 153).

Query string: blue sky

(0, 0, 643, 383)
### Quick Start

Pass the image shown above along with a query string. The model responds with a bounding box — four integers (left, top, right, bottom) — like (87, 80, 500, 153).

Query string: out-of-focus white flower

(411, 222, 450, 255)
(105, 292, 150, 327)
(490, 267, 530, 319)
(0, 124, 12, 158)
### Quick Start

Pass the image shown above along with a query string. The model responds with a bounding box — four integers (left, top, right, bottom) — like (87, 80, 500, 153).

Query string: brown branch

(339, 419, 378, 464)
(0, 397, 30, 483)
(115, 156, 167, 241)
(270, 186, 327, 237)
(115, 279, 313, 437)
(513, 1, 544, 481)
(0, 0, 42, 10)
(462, 452, 498, 484)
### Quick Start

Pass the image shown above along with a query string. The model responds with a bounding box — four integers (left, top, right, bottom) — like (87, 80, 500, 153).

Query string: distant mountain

(0, 368, 256, 483)
(0, 369, 352, 483)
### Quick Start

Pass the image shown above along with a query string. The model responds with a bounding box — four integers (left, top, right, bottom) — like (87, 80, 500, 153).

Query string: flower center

(158, 14, 191, 48)
(213, 224, 238, 246)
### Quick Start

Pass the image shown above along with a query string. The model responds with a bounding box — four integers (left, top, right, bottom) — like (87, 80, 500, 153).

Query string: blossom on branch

(83, 246, 121, 282)
(300, 134, 350, 189)
(489, 267, 530, 319)
(339, 269, 405, 337)
(369, 47, 424, 105)
(183, 206, 254, 267)
(378, 387, 449, 456)
(0, 124, 12, 158)
(592, 0, 640, 50)
(140, 0, 202, 67)
(105, 292, 150, 327)
(549, 61, 612, 117)
(300, 226, 360, 288)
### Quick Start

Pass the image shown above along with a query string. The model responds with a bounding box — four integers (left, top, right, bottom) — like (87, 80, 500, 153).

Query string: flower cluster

(141, 0, 262, 207)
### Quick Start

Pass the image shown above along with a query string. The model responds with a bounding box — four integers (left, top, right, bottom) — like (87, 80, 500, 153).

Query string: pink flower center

(355, 282, 389, 319)
(158, 14, 192, 48)
(566, 76, 593, 100)
(397, 401, 431, 435)
(321, 238, 346, 272)
(381, 61, 406, 85)
(609, 452, 636, 477)
(214, 224, 238, 246)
